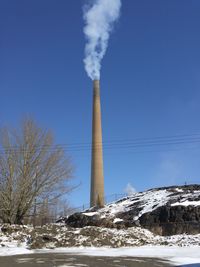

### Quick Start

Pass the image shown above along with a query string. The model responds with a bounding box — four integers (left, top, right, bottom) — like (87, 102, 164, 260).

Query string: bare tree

(29, 198, 74, 226)
(0, 118, 73, 224)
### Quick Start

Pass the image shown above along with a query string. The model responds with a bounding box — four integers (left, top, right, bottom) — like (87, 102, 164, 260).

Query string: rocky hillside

(0, 185, 200, 250)
(63, 184, 200, 236)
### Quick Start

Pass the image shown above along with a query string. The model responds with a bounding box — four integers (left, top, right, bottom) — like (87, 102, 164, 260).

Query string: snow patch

(113, 218, 123, 223)
(171, 200, 200, 207)
(133, 189, 170, 220)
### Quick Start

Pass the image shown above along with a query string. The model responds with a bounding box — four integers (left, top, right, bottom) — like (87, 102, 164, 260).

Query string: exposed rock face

(65, 213, 115, 228)
(63, 184, 200, 236)
(140, 205, 200, 235)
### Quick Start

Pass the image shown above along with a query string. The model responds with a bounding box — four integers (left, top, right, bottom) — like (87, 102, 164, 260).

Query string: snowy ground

(0, 245, 200, 266)
(0, 185, 200, 266)
(0, 224, 200, 266)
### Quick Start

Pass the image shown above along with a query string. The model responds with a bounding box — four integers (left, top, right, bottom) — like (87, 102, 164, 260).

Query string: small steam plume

(83, 0, 121, 80)
(124, 183, 137, 196)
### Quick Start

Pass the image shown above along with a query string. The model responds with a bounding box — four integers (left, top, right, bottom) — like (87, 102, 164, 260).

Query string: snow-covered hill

(65, 184, 200, 235)
(0, 184, 199, 255)
(0, 185, 199, 266)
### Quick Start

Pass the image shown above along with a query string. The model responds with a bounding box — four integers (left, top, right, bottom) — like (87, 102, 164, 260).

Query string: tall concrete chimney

(90, 80, 104, 207)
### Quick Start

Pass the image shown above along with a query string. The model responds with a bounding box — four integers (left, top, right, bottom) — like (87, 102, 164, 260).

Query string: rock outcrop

(140, 205, 200, 235)
(63, 184, 200, 236)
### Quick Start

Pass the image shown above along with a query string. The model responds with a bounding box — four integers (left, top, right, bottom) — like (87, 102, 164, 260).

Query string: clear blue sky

(1, 0, 200, 207)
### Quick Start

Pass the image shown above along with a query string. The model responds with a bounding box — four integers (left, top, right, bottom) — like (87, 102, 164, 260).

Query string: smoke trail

(83, 0, 121, 80)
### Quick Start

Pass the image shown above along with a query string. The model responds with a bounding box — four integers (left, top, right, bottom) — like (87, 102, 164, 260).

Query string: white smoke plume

(83, 0, 121, 80)
(124, 183, 137, 196)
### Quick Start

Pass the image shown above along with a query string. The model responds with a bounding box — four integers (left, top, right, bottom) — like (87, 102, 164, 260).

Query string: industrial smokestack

(90, 80, 104, 207)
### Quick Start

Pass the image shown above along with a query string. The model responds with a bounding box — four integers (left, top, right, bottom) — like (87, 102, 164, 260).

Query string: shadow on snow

(178, 264, 200, 267)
